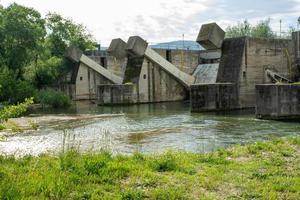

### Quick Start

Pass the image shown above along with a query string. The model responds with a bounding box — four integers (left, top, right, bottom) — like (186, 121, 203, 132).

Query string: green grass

(0, 137, 299, 199)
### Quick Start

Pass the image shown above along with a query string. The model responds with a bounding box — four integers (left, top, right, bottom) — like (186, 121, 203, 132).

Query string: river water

(0, 102, 300, 156)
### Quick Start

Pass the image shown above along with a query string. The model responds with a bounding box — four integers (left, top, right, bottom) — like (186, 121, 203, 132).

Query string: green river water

(0, 102, 300, 156)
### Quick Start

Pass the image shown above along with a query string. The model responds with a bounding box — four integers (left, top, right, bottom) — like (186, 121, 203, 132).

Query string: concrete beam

(145, 48, 195, 88)
(126, 36, 195, 88)
(80, 55, 123, 84)
(196, 23, 225, 50)
(107, 38, 127, 59)
(65, 47, 123, 84)
(126, 36, 148, 57)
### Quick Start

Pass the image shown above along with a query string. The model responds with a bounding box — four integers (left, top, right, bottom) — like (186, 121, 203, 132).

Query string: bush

(37, 89, 71, 109)
(0, 98, 34, 122)
(0, 70, 37, 104)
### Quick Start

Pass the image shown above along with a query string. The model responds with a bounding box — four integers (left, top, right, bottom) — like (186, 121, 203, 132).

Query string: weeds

(0, 137, 299, 199)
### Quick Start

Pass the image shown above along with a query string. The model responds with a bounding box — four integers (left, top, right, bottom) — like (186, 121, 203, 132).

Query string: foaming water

(0, 102, 300, 157)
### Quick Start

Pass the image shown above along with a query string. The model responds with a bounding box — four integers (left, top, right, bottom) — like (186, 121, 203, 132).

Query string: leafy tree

(0, 3, 46, 79)
(33, 57, 63, 88)
(226, 20, 252, 38)
(251, 19, 275, 38)
(0, 4, 96, 103)
(226, 19, 275, 39)
(45, 13, 96, 57)
(30, 13, 96, 87)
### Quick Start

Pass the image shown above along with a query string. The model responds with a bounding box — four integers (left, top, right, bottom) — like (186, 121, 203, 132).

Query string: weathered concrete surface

(256, 84, 300, 119)
(97, 84, 138, 105)
(238, 38, 293, 108)
(138, 58, 187, 103)
(196, 23, 225, 50)
(153, 48, 200, 75)
(293, 31, 300, 75)
(145, 48, 195, 88)
(199, 50, 222, 60)
(65, 47, 123, 85)
(126, 36, 148, 57)
(80, 55, 123, 84)
(126, 36, 195, 88)
(65, 47, 124, 100)
(217, 37, 246, 83)
(190, 83, 238, 112)
(193, 64, 219, 84)
(75, 62, 113, 100)
(107, 38, 128, 59)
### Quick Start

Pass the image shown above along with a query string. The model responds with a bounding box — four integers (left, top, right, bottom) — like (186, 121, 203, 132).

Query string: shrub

(0, 70, 36, 104)
(0, 98, 34, 122)
(37, 89, 71, 109)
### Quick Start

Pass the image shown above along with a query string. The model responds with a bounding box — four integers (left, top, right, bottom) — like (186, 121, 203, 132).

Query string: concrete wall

(293, 31, 300, 79)
(97, 84, 138, 105)
(256, 84, 300, 119)
(96, 51, 190, 105)
(138, 58, 187, 103)
(106, 56, 126, 78)
(153, 49, 199, 74)
(238, 38, 293, 108)
(191, 37, 294, 112)
(75, 63, 113, 100)
(191, 83, 238, 112)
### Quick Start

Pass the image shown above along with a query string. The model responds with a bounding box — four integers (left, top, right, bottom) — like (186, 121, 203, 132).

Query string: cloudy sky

(2, 0, 300, 46)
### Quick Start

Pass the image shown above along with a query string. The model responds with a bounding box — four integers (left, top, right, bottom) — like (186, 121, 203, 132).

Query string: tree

(30, 13, 96, 88)
(251, 19, 275, 38)
(226, 19, 275, 39)
(0, 3, 46, 79)
(45, 13, 96, 57)
(226, 20, 251, 38)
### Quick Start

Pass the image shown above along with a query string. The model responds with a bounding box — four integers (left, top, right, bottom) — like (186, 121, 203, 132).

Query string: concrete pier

(97, 84, 137, 105)
(256, 84, 300, 120)
(191, 83, 238, 112)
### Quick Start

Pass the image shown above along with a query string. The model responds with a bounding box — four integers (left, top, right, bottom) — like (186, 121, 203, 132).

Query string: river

(0, 102, 300, 156)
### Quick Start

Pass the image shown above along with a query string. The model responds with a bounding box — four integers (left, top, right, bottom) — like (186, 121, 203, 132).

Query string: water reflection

(1, 102, 300, 156)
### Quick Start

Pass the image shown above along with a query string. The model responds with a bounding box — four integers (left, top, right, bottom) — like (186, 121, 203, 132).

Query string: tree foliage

(45, 13, 96, 57)
(0, 3, 46, 79)
(0, 3, 96, 103)
(226, 19, 276, 39)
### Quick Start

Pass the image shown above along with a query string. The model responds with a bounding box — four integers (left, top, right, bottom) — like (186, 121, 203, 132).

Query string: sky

(1, 0, 300, 46)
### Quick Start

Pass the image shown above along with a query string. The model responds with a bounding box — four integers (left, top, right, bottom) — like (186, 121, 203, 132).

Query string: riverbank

(0, 113, 124, 141)
(0, 137, 299, 199)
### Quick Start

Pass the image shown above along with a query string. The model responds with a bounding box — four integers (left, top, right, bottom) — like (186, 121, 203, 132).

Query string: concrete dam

(65, 23, 300, 120)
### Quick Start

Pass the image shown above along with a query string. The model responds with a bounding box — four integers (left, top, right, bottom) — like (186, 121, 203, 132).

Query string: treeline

(226, 19, 295, 39)
(0, 3, 96, 104)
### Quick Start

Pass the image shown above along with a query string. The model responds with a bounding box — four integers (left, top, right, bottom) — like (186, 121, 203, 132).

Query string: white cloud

(1, 0, 299, 46)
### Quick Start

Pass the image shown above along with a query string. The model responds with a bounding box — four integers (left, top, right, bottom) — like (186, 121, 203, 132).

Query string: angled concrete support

(126, 36, 195, 88)
(65, 47, 123, 84)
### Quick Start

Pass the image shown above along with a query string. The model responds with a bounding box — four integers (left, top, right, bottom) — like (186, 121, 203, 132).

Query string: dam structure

(64, 22, 300, 120)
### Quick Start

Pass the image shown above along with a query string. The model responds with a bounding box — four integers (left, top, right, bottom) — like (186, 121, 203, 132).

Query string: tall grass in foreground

(0, 137, 299, 199)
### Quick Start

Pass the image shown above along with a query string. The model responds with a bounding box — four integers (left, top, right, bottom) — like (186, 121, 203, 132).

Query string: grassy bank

(0, 138, 299, 199)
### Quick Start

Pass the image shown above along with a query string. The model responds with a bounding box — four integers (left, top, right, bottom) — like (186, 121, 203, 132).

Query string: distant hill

(150, 40, 203, 51)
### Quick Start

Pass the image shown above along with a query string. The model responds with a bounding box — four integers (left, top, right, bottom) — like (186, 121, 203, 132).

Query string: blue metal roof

(150, 40, 203, 51)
